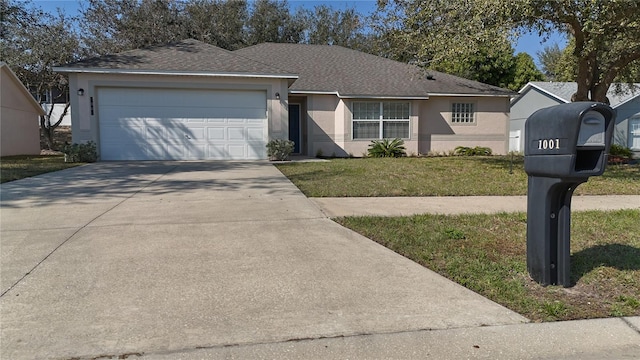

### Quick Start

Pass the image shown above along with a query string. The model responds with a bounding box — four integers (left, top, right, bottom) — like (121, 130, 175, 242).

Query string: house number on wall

(537, 138, 561, 150)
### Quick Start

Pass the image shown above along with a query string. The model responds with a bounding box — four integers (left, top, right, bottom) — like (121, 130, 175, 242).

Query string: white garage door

(98, 87, 267, 160)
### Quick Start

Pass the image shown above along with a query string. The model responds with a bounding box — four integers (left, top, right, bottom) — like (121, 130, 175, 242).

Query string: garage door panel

(186, 144, 206, 159)
(145, 125, 166, 140)
(247, 128, 264, 141)
(218, 108, 266, 119)
(228, 145, 246, 158)
(208, 128, 225, 140)
(208, 145, 228, 159)
(185, 127, 205, 141)
(102, 125, 146, 142)
(166, 128, 185, 140)
(248, 143, 265, 159)
(228, 128, 246, 140)
(98, 87, 267, 160)
(102, 143, 148, 160)
(166, 141, 185, 160)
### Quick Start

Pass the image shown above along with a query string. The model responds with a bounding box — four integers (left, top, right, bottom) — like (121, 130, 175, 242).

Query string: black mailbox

(525, 102, 615, 178)
(524, 102, 615, 287)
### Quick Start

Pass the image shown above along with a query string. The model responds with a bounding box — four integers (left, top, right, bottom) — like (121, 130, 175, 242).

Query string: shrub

(266, 139, 295, 161)
(368, 138, 406, 158)
(609, 144, 633, 158)
(454, 146, 492, 156)
(62, 141, 98, 163)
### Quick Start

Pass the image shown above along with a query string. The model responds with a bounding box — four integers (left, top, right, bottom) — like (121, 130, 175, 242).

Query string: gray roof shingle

(526, 82, 640, 108)
(57, 39, 513, 97)
(234, 43, 514, 97)
(57, 39, 295, 77)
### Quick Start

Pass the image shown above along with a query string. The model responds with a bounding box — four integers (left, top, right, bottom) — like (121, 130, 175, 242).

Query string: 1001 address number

(537, 139, 560, 150)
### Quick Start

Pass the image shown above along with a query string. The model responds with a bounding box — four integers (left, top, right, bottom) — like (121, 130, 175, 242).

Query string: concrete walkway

(311, 195, 640, 217)
(0, 162, 638, 359)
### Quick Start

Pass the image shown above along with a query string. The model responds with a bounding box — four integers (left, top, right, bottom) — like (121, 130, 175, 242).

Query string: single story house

(1, 62, 45, 156)
(54, 39, 514, 161)
(510, 82, 640, 155)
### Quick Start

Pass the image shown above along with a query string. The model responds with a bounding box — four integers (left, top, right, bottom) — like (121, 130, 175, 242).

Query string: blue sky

(34, 0, 567, 66)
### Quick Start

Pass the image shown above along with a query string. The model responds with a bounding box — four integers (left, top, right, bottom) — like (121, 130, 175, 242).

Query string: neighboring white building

(41, 103, 72, 126)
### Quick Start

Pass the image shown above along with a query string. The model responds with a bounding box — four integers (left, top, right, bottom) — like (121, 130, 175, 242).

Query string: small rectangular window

(452, 103, 475, 123)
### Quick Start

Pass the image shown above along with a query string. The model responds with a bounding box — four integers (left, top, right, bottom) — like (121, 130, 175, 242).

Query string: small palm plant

(368, 138, 406, 158)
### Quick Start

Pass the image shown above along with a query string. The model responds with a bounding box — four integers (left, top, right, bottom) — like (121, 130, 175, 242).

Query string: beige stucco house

(55, 40, 513, 161)
(1, 62, 45, 157)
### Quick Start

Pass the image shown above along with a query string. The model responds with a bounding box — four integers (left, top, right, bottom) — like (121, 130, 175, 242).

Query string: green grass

(276, 156, 640, 197)
(335, 209, 640, 322)
(0, 155, 82, 183)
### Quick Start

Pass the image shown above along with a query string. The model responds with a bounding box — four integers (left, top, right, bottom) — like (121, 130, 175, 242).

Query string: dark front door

(288, 104, 301, 153)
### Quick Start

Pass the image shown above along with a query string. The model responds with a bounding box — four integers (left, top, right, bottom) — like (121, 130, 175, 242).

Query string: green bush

(368, 138, 406, 158)
(62, 141, 97, 163)
(609, 144, 633, 158)
(266, 139, 295, 161)
(454, 146, 492, 156)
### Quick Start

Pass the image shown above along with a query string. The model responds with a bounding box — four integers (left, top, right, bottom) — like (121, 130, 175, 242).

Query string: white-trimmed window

(451, 102, 475, 123)
(352, 102, 410, 139)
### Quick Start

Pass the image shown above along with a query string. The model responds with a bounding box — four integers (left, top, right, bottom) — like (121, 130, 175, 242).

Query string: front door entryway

(289, 104, 301, 154)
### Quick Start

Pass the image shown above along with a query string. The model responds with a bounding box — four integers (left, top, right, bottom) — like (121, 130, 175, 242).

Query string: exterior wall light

(77, 88, 85, 96)
(275, 92, 280, 100)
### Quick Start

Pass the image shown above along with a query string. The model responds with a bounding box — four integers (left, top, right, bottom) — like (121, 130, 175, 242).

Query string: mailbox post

(524, 102, 615, 287)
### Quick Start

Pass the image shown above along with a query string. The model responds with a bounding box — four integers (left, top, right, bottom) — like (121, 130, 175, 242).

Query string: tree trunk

(572, 60, 592, 101)
(591, 82, 610, 104)
(39, 102, 70, 151)
(40, 116, 54, 150)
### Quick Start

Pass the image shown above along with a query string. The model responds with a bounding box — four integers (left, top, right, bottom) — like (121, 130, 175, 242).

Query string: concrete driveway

(0, 162, 526, 359)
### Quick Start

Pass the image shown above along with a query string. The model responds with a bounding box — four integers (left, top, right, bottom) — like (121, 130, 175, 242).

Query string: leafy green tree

(376, 0, 640, 102)
(511, 52, 544, 90)
(431, 37, 516, 89)
(80, 0, 183, 55)
(301, 5, 366, 49)
(182, 0, 247, 50)
(2, 0, 80, 150)
(375, 0, 516, 65)
(245, 0, 305, 45)
(538, 43, 563, 80)
(520, 0, 640, 102)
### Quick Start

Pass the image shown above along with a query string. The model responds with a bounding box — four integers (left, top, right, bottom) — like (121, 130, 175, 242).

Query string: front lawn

(336, 209, 640, 321)
(0, 155, 82, 183)
(276, 156, 640, 197)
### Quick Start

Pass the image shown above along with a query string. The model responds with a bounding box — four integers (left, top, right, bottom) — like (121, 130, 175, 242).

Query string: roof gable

(235, 43, 514, 98)
(523, 82, 640, 108)
(55, 39, 296, 79)
(1, 62, 46, 115)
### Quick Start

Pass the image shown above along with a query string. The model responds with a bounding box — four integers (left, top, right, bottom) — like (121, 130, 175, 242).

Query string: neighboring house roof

(54, 39, 297, 80)
(234, 43, 514, 98)
(515, 82, 640, 108)
(0, 62, 46, 116)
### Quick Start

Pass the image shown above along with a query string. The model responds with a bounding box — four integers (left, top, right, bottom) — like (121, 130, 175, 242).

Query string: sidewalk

(311, 195, 640, 217)
(143, 317, 640, 359)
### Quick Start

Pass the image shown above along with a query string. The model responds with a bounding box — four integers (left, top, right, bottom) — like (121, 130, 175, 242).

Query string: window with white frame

(352, 102, 410, 139)
(451, 102, 475, 123)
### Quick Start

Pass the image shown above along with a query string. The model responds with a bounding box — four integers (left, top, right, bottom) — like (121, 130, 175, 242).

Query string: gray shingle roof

(234, 43, 513, 97)
(526, 82, 640, 108)
(57, 39, 295, 77)
(56, 39, 513, 97)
